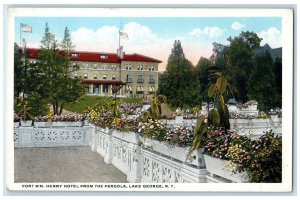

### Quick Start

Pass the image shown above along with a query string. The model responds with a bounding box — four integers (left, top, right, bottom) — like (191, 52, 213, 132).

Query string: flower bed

(52, 114, 83, 122)
(203, 127, 282, 183)
(164, 125, 195, 147)
(120, 102, 143, 115)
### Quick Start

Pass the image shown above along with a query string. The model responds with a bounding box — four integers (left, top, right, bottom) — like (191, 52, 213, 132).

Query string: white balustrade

(13, 117, 282, 183)
(13, 122, 89, 148)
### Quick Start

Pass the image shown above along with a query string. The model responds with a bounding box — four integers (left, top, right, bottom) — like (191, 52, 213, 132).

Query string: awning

(137, 86, 144, 92)
(148, 86, 155, 92)
(126, 85, 132, 92)
(83, 80, 125, 85)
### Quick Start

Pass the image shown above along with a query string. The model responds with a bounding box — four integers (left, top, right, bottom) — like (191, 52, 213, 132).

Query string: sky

(15, 17, 282, 71)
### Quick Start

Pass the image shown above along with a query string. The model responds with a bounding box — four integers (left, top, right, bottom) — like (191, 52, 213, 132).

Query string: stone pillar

(83, 121, 90, 146)
(100, 84, 103, 95)
(89, 84, 93, 94)
(104, 128, 113, 164)
(90, 124, 96, 151)
(127, 144, 142, 183)
(18, 126, 34, 147)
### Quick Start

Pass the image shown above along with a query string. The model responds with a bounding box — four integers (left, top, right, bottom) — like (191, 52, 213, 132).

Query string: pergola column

(89, 84, 94, 94)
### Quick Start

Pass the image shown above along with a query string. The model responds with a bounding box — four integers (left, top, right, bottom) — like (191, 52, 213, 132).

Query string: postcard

(5, 7, 293, 192)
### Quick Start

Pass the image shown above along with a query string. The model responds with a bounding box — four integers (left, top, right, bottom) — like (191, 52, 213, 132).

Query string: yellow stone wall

(70, 60, 159, 98)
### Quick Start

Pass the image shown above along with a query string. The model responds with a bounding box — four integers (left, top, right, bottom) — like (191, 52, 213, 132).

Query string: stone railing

(230, 117, 282, 137)
(161, 116, 282, 136)
(13, 121, 89, 147)
(89, 124, 207, 183)
(14, 120, 278, 183)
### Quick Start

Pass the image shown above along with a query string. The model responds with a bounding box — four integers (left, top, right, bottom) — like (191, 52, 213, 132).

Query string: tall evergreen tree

(195, 57, 212, 104)
(158, 40, 199, 108)
(35, 23, 85, 115)
(61, 27, 74, 52)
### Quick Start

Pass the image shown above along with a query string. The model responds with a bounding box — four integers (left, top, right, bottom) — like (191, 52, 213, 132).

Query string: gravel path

(14, 147, 127, 183)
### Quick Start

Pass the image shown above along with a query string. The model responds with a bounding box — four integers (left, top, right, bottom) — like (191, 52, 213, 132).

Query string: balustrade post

(90, 124, 96, 151)
(104, 128, 113, 164)
(18, 126, 34, 147)
(127, 142, 142, 183)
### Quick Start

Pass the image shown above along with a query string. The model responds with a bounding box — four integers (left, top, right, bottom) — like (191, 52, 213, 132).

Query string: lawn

(64, 95, 143, 114)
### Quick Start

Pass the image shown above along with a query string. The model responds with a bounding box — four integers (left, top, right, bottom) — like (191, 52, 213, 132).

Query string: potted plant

(16, 97, 33, 127)
(51, 113, 83, 127)
(34, 115, 50, 127)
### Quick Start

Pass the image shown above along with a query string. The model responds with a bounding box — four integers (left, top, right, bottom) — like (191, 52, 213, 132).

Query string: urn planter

(34, 121, 50, 127)
(20, 120, 33, 127)
(83, 119, 89, 126)
(203, 154, 246, 183)
(14, 122, 20, 128)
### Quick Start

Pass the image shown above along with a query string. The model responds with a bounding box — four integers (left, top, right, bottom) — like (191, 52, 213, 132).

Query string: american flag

(21, 23, 32, 33)
(119, 31, 129, 40)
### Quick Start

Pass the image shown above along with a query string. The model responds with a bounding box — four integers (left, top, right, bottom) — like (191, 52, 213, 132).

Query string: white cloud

(231, 22, 245, 30)
(257, 27, 282, 48)
(45, 22, 214, 71)
(70, 22, 177, 71)
(71, 26, 119, 52)
(189, 26, 225, 38)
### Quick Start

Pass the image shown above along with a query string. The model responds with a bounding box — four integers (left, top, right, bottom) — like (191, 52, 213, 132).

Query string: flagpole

(20, 23, 22, 47)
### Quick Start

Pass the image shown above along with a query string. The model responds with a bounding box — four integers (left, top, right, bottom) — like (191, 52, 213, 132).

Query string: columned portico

(83, 80, 125, 96)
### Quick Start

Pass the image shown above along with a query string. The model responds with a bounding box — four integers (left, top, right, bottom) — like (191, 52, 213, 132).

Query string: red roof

(26, 48, 162, 63)
(83, 80, 125, 85)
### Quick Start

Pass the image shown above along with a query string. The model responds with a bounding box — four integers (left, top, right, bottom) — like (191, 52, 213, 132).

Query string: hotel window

(103, 74, 107, 80)
(149, 75, 155, 84)
(148, 86, 155, 94)
(126, 64, 131, 70)
(137, 65, 143, 70)
(83, 63, 89, 69)
(93, 75, 97, 79)
(112, 65, 117, 70)
(71, 53, 79, 58)
(149, 65, 154, 71)
(137, 75, 144, 83)
(100, 55, 108, 59)
(93, 63, 98, 69)
(84, 74, 88, 79)
(126, 85, 132, 93)
(112, 74, 116, 80)
(136, 86, 144, 94)
(103, 64, 109, 70)
(126, 74, 133, 83)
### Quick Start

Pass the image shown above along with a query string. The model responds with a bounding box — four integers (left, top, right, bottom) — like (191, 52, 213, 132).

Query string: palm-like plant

(16, 96, 32, 121)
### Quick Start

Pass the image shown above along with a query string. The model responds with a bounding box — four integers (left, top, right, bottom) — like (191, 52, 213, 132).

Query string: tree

(273, 57, 282, 107)
(195, 57, 211, 104)
(247, 52, 277, 111)
(158, 40, 199, 109)
(226, 31, 262, 102)
(14, 43, 25, 97)
(61, 27, 74, 52)
(34, 23, 85, 115)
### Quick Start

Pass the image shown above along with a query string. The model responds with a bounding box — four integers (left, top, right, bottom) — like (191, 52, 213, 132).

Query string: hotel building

(26, 48, 161, 98)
